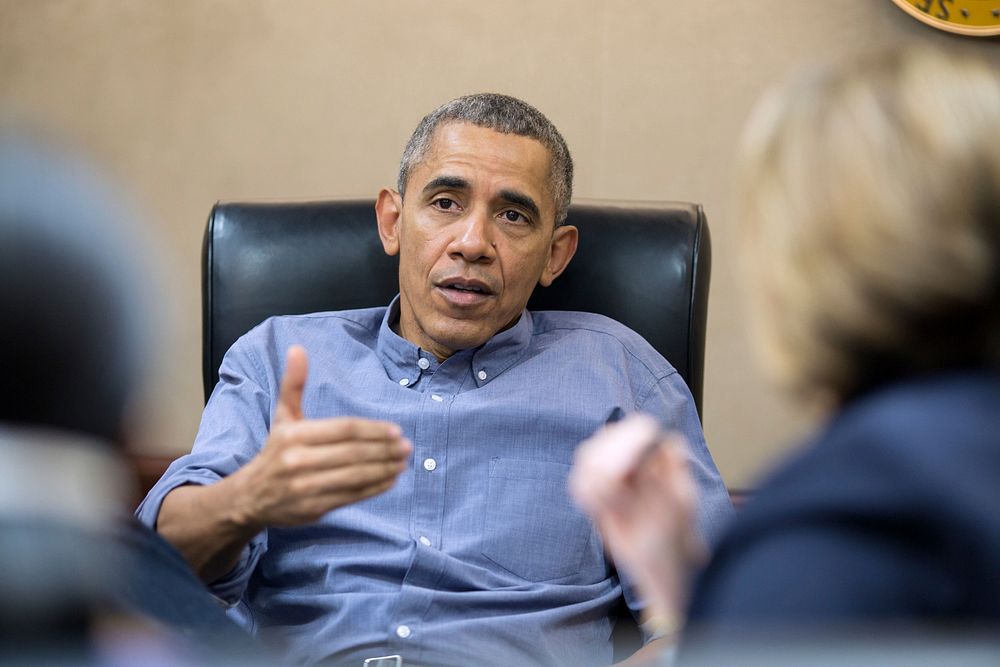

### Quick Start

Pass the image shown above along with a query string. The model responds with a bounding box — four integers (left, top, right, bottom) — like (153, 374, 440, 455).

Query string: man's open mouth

(437, 279, 495, 304)
(444, 283, 488, 294)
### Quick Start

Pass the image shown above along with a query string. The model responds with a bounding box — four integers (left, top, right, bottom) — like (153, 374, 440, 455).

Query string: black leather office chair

(201, 198, 710, 660)
(202, 198, 711, 411)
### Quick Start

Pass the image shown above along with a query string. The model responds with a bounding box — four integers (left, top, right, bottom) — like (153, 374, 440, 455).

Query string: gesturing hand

(232, 345, 411, 530)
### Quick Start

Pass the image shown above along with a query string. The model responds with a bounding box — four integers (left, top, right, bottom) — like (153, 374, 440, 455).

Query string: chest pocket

(481, 458, 593, 582)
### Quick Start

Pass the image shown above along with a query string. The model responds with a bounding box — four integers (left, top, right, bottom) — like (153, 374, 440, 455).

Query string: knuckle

(356, 443, 379, 464)
(345, 442, 366, 462)
(275, 421, 303, 445)
(268, 423, 288, 445)
(287, 476, 312, 496)
(333, 417, 359, 440)
(364, 462, 390, 483)
(280, 448, 305, 471)
(355, 464, 378, 485)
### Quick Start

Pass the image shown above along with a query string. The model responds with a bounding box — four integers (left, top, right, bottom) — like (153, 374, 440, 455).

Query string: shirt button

(417, 358, 430, 370)
(431, 394, 443, 402)
(418, 535, 431, 547)
(423, 458, 437, 471)
(399, 378, 410, 386)
(477, 370, 488, 381)
(396, 624, 411, 639)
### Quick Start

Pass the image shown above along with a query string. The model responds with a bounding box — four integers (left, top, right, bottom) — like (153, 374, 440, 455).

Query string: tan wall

(2, 1, 997, 488)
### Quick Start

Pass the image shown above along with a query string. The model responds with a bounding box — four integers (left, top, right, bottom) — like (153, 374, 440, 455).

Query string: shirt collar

(376, 295, 534, 388)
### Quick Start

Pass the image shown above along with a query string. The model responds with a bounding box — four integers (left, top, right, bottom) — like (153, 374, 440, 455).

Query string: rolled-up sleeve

(135, 331, 275, 604)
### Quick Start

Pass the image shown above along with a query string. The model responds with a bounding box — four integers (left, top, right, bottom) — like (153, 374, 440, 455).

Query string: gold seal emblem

(891, 0, 1000, 36)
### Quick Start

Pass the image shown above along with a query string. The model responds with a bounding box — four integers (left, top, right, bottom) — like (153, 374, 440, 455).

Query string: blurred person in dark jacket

(571, 46, 1000, 660)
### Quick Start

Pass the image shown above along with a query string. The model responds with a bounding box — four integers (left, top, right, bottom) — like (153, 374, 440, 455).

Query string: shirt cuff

(134, 468, 266, 605)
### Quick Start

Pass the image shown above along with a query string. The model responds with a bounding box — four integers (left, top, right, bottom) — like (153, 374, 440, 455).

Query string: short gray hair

(397, 93, 573, 225)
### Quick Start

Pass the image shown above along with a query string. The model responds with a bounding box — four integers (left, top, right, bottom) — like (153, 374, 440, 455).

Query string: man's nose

(448, 209, 496, 262)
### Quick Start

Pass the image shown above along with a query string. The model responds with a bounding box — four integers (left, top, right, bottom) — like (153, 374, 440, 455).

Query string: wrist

(640, 610, 683, 642)
(216, 467, 266, 535)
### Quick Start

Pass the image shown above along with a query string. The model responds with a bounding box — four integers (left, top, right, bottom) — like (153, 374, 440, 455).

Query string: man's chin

(441, 311, 524, 348)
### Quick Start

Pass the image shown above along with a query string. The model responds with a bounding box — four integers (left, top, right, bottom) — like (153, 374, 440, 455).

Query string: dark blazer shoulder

(687, 372, 1000, 627)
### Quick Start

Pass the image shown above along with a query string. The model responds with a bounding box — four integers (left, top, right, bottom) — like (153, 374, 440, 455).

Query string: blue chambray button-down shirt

(137, 298, 732, 666)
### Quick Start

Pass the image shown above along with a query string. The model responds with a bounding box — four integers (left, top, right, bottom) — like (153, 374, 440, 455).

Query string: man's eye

(434, 198, 456, 210)
(501, 210, 527, 223)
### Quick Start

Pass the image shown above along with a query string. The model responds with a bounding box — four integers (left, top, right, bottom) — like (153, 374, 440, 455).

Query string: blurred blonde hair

(739, 48, 1000, 404)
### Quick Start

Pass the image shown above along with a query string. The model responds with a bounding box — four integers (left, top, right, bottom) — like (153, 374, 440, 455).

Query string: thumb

(275, 345, 308, 423)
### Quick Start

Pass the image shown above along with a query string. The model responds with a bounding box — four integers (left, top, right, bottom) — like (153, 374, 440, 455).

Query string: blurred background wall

(2, 1, 997, 489)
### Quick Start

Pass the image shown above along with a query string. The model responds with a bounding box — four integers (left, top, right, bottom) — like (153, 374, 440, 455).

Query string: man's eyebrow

(498, 189, 540, 220)
(421, 175, 470, 196)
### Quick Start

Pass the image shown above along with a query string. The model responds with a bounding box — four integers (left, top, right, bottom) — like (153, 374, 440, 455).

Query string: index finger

(284, 417, 403, 445)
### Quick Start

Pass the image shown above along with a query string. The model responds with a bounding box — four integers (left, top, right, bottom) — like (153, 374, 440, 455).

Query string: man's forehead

(415, 123, 555, 202)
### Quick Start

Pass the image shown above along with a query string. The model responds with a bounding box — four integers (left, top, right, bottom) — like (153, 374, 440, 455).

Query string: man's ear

(538, 224, 579, 287)
(375, 188, 403, 256)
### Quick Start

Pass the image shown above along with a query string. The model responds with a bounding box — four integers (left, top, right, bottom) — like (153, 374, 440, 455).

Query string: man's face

(376, 122, 578, 360)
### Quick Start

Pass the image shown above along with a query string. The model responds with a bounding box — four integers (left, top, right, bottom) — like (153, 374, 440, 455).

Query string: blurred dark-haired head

(0, 134, 147, 447)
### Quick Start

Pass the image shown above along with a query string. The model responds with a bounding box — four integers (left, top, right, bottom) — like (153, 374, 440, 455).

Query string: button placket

(406, 367, 449, 563)
(384, 349, 455, 656)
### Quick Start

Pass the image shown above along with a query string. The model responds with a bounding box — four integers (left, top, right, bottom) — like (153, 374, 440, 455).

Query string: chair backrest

(202, 199, 711, 416)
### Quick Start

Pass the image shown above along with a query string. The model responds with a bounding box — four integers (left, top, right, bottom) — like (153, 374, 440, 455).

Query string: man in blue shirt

(137, 93, 731, 666)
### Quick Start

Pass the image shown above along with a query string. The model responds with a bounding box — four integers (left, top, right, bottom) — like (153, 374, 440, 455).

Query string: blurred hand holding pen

(570, 414, 706, 638)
